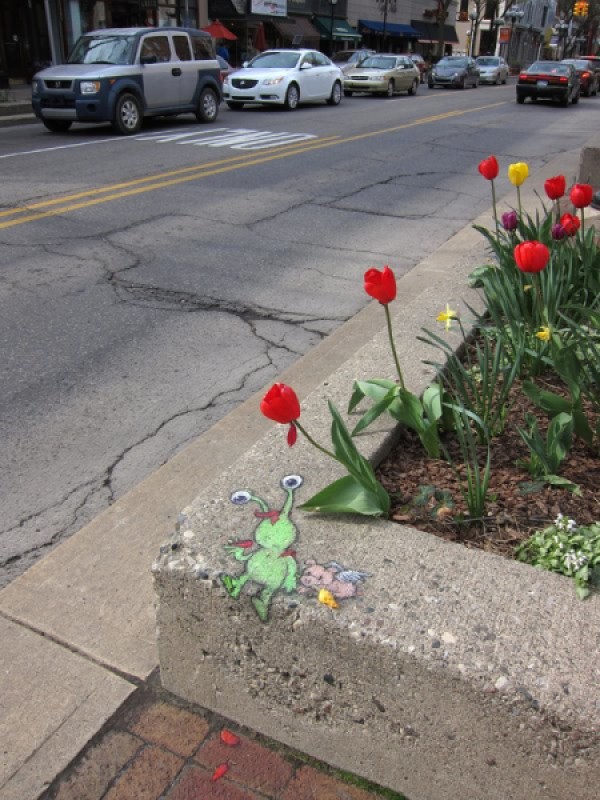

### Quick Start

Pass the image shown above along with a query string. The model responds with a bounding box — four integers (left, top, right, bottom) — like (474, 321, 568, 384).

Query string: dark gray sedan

(428, 56, 480, 89)
(516, 61, 580, 106)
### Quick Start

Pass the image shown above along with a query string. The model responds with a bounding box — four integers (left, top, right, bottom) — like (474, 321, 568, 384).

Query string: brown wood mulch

(375, 374, 599, 559)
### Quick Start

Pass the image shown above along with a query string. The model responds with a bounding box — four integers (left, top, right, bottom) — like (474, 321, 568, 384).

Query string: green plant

(516, 411, 576, 489)
(420, 318, 519, 441)
(516, 514, 600, 599)
(444, 406, 491, 520)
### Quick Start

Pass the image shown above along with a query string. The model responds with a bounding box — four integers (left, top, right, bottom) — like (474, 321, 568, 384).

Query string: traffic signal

(573, 1, 589, 16)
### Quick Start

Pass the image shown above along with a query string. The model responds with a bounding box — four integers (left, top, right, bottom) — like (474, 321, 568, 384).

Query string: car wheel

(343, 90, 353, 97)
(502, 76, 507, 84)
(572, 91, 579, 105)
(385, 80, 395, 97)
(327, 81, 342, 106)
(42, 119, 72, 133)
(284, 83, 299, 110)
(459, 77, 466, 89)
(428, 81, 434, 89)
(112, 92, 143, 135)
(495, 75, 500, 85)
(408, 79, 418, 96)
(560, 93, 569, 107)
(227, 101, 244, 110)
(196, 87, 219, 123)
(473, 77, 479, 88)
(516, 94, 525, 104)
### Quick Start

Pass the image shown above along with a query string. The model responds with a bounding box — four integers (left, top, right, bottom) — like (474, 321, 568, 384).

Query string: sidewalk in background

(0, 81, 35, 124)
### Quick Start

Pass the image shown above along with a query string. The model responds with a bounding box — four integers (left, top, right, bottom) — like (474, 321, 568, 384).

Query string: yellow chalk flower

(508, 162, 529, 187)
(436, 304, 458, 331)
(318, 589, 339, 609)
(536, 326, 551, 342)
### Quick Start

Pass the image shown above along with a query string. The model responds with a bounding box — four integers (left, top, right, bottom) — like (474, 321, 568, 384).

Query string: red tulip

(220, 729, 240, 746)
(211, 763, 229, 782)
(544, 175, 565, 200)
(514, 241, 550, 273)
(364, 266, 396, 304)
(260, 384, 300, 424)
(478, 156, 499, 181)
(261, 384, 300, 447)
(559, 212, 580, 237)
(569, 183, 593, 209)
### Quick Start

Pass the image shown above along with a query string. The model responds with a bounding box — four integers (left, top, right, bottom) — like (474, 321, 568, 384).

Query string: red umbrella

(253, 22, 266, 52)
(202, 20, 237, 41)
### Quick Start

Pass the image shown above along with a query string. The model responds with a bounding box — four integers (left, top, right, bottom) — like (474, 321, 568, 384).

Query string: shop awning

(313, 17, 362, 42)
(358, 20, 419, 37)
(270, 16, 321, 46)
(409, 20, 459, 45)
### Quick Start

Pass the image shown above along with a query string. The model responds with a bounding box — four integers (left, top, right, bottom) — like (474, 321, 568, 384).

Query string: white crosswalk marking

(136, 128, 317, 150)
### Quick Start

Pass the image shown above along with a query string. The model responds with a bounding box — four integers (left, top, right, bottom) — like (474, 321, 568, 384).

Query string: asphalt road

(1, 82, 598, 587)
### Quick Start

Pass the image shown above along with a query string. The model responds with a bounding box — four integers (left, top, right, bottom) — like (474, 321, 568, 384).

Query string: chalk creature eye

(230, 490, 252, 505)
(281, 474, 303, 490)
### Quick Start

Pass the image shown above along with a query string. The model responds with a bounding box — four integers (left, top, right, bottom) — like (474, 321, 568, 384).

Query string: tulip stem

(581, 207, 585, 237)
(294, 422, 337, 462)
(517, 185, 522, 219)
(384, 304, 406, 390)
(491, 180, 499, 239)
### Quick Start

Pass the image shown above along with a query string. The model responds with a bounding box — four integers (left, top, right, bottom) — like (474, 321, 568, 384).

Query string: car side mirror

(141, 54, 158, 65)
(300, 62, 312, 70)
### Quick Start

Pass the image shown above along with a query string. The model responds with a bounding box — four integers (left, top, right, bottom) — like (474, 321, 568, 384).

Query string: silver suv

(31, 27, 222, 135)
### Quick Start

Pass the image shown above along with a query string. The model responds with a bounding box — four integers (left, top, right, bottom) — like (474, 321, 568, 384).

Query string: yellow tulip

(508, 162, 529, 187)
(536, 326, 551, 342)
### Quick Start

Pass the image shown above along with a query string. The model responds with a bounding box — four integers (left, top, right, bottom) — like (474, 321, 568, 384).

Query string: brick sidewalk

(41, 675, 406, 800)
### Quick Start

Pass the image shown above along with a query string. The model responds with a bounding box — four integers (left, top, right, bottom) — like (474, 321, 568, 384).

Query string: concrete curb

(0, 143, 597, 800)
(153, 151, 600, 800)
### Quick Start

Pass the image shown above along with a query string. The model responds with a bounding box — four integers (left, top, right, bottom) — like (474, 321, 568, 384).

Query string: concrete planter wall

(153, 155, 600, 800)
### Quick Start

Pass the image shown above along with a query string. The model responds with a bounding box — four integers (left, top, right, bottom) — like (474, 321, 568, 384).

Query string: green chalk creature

(221, 474, 302, 622)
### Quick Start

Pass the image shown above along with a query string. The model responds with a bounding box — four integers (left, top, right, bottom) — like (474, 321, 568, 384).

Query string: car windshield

(529, 62, 569, 75)
(563, 60, 592, 70)
(68, 34, 136, 65)
(476, 57, 499, 66)
(438, 57, 467, 67)
(335, 51, 359, 64)
(248, 52, 300, 69)
(360, 56, 397, 70)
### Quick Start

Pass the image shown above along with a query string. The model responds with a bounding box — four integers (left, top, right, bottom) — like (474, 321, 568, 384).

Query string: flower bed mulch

(375, 374, 599, 559)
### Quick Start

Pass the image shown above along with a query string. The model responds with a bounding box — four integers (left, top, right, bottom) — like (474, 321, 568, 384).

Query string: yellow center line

(0, 102, 506, 230)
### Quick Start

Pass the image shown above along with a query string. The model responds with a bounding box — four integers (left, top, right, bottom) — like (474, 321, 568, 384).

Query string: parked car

(343, 54, 420, 97)
(217, 55, 234, 82)
(582, 55, 600, 75)
(400, 53, 430, 83)
(560, 59, 598, 97)
(516, 61, 580, 106)
(428, 56, 480, 89)
(475, 55, 508, 85)
(31, 27, 222, 134)
(332, 48, 375, 75)
(221, 49, 343, 110)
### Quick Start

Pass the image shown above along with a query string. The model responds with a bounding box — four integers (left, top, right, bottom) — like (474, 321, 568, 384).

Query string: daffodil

(508, 162, 529, 187)
(436, 304, 458, 331)
(536, 326, 551, 342)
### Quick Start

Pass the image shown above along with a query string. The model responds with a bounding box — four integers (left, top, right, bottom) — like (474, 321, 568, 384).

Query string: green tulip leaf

(299, 475, 390, 516)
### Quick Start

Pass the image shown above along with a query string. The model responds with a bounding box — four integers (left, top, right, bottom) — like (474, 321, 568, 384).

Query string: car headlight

(80, 80, 101, 94)
(223, 76, 231, 87)
(262, 75, 285, 86)
(31, 79, 40, 94)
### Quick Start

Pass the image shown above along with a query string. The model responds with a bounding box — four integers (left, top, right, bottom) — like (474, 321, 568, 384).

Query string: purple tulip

(551, 223, 567, 241)
(501, 210, 518, 231)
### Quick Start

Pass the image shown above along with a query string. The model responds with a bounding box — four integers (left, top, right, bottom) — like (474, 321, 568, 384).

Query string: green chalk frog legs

(221, 474, 302, 622)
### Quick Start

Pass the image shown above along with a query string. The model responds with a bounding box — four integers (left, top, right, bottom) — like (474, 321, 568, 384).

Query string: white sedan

(222, 49, 343, 110)
(475, 56, 509, 85)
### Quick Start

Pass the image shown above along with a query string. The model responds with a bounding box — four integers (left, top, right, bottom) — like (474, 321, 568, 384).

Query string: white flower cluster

(564, 550, 588, 571)
(555, 513, 576, 533)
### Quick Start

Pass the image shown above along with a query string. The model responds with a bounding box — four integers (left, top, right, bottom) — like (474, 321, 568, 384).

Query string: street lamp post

(557, 20, 569, 59)
(468, 10, 478, 58)
(505, 6, 524, 69)
(329, 0, 338, 58)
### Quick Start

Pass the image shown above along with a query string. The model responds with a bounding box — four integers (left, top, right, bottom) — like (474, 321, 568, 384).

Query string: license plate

(537, 80, 548, 87)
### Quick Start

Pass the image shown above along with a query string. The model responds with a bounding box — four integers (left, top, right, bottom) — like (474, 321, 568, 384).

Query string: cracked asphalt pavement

(1, 87, 598, 586)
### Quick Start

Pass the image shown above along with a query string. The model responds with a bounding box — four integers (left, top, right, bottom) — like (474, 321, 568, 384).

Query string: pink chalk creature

(298, 559, 369, 600)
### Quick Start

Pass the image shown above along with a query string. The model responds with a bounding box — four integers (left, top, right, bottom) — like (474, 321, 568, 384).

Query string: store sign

(250, 0, 287, 16)
(498, 27, 511, 44)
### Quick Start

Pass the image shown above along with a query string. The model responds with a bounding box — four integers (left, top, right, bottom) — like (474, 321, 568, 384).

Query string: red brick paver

(103, 745, 183, 800)
(195, 731, 294, 796)
(129, 701, 210, 757)
(166, 764, 263, 799)
(282, 764, 383, 799)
